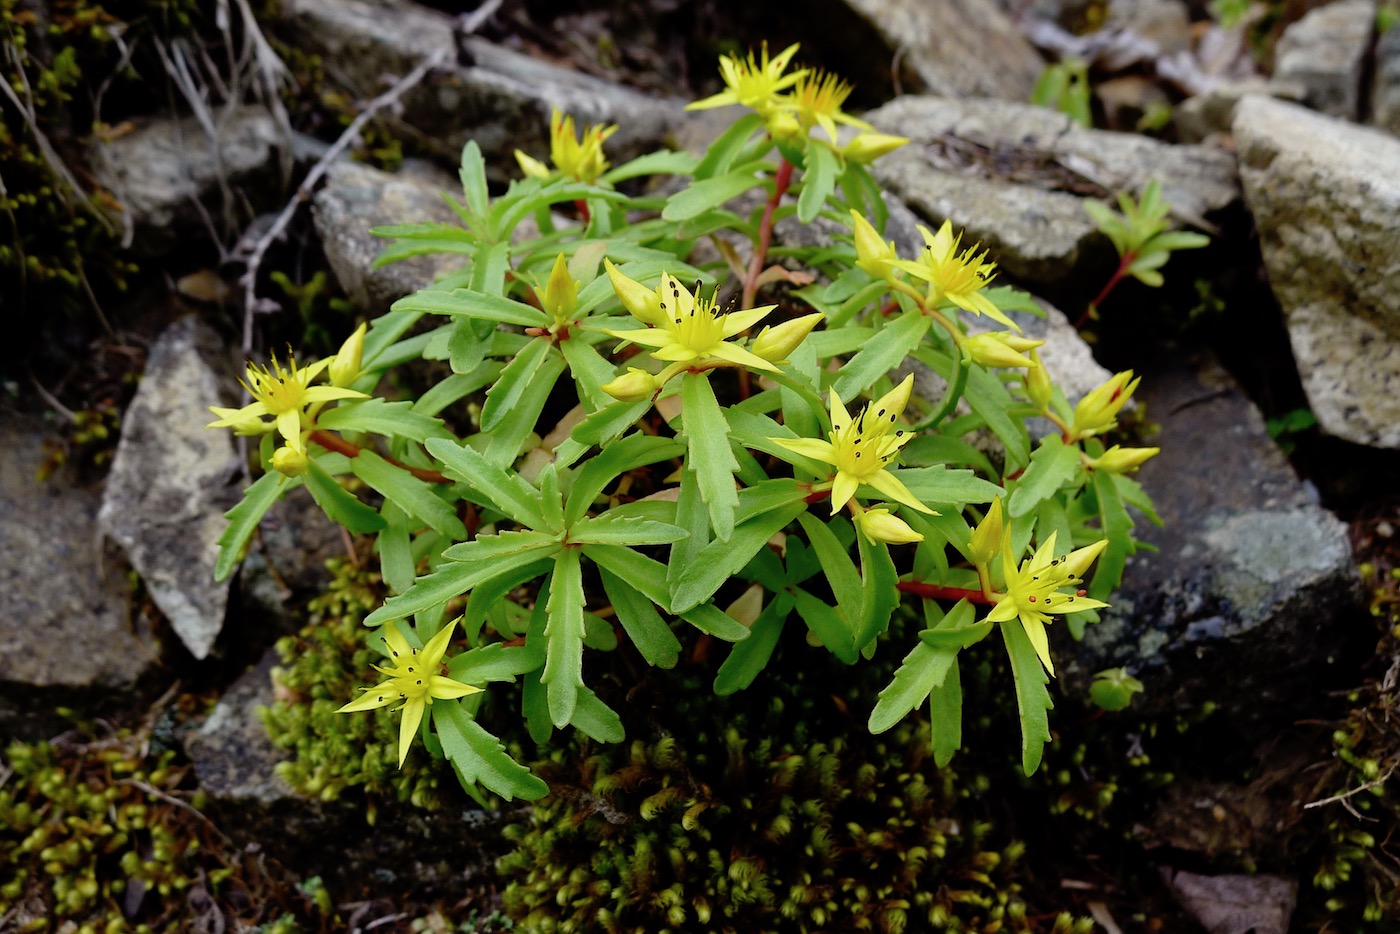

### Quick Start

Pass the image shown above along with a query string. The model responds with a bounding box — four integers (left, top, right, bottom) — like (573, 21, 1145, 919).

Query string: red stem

(309, 430, 451, 484)
(741, 157, 795, 309)
(896, 581, 996, 605)
(1076, 251, 1135, 328)
(573, 198, 591, 224)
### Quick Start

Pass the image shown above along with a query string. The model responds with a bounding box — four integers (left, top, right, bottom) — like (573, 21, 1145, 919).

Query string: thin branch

(1303, 761, 1398, 812)
(237, 47, 448, 355)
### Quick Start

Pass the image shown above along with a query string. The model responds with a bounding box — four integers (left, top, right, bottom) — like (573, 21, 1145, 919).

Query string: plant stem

(896, 581, 997, 605)
(309, 430, 451, 484)
(1076, 251, 1135, 328)
(915, 355, 969, 431)
(741, 157, 795, 309)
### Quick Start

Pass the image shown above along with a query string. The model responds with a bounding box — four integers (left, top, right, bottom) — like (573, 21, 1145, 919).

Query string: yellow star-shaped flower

(772, 374, 933, 517)
(337, 620, 482, 768)
(514, 108, 617, 184)
(784, 69, 871, 143)
(985, 532, 1109, 675)
(686, 42, 806, 117)
(894, 221, 1018, 331)
(603, 264, 777, 372)
(206, 352, 364, 450)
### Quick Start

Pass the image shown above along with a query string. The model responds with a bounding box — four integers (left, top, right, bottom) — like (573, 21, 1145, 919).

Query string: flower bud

(765, 110, 803, 142)
(514, 148, 551, 180)
(968, 496, 1004, 566)
(841, 131, 908, 164)
(601, 367, 658, 402)
(1024, 351, 1054, 412)
(1091, 445, 1159, 474)
(541, 253, 578, 325)
(854, 507, 924, 544)
(1073, 370, 1140, 438)
(271, 444, 309, 477)
(329, 322, 367, 388)
(206, 406, 268, 436)
(849, 210, 899, 280)
(963, 331, 1043, 369)
(751, 313, 823, 363)
(605, 259, 667, 326)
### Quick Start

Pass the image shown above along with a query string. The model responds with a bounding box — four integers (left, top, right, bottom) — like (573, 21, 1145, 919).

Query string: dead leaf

(1163, 868, 1297, 934)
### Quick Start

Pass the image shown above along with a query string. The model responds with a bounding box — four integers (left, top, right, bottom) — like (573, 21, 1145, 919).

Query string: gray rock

(1273, 0, 1375, 119)
(1371, 23, 1400, 135)
(1164, 870, 1297, 934)
(1174, 79, 1301, 144)
(1233, 95, 1400, 449)
(91, 107, 284, 250)
(0, 411, 162, 738)
(314, 160, 464, 310)
(281, 0, 686, 174)
(1059, 350, 1361, 724)
(1107, 0, 1193, 55)
(186, 649, 510, 891)
(837, 0, 1044, 100)
(867, 96, 1237, 287)
(235, 486, 345, 632)
(98, 318, 240, 660)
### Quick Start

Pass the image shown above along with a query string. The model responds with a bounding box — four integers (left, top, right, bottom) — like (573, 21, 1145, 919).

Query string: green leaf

(1008, 435, 1081, 517)
(522, 667, 552, 745)
(692, 112, 764, 178)
(599, 568, 680, 668)
(796, 513, 862, 614)
(569, 398, 652, 449)
(680, 372, 739, 540)
(459, 140, 489, 219)
(304, 460, 386, 533)
(559, 337, 620, 412)
(1112, 473, 1162, 526)
(928, 659, 963, 767)
(668, 502, 805, 613)
(898, 434, 997, 476)
(377, 501, 414, 594)
(470, 240, 511, 294)
(390, 289, 549, 328)
(426, 437, 548, 529)
(480, 337, 555, 432)
(365, 535, 560, 625)
(960, 358, 1031, 470)
(462, 558, 553, 645)
(1003, 619, 1054, 776)
(917, 621, 994, 650)
(568, 685, 624, 742)
(1089, 467, 1133, 601)
(316, 398, 450, 443)
(678, 603, 750, 642)
(602, 149, 699, 184)
(214, 471, 291, 582)
(350, 451, 465, 538)
(447, 319, 490, 375)
(831, 312, 931, 402)
(790, 588, 856, 663)
(668, 468, 712, 593)
(868, 599, 971, 733)
(447, 642, 543, 682)
(662, 169, 765, 221)
(433, 701, 548, 802)
(583, 544, 671, 609)
(855, 532, 898, 651)
(797, 140, 840, 223)
(440, 529, 560, 563)
(714, 592, 790, 695)
(893, 466, 1002, 507)
(484, 354, 568, 467)
(570, 515, 688, 546)
(543, 548, 585, 727)
(565, 434, 686, 525)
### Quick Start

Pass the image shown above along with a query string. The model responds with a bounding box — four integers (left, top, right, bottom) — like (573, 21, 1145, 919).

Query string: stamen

(1076, 589, 1087, 597)
(1027, 595, 1036, 602)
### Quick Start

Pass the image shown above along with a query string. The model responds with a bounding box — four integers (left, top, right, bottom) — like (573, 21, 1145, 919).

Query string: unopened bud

(963, 331, 1043, 369)
(271, 444, 309, 477)
(1091, 445, 1159, 474)
(854, 507, 924, 544)
(206, 406, 267, 436)
(1061, 539, 1108, 579)
(1024, 351, 1054, 412)
(605, 259, 667, 326)
(514, 148, 551, 180)
(600, 367, 658, 402)
(841, 131, 908, 164)
(968, 496, 1004, 566)
(850, 210, 899, 280)
(1073, 370, 1140, 438)
(752, 313, 823, 363)
(541, 253, 578, 325)
(329, 323, 367, 388)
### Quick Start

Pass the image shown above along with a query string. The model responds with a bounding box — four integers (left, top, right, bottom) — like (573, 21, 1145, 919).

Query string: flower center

(831, 403, 904, 480)
(246, 359, 310, 415)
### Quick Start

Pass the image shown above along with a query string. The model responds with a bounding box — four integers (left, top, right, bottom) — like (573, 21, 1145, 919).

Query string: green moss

(258, 557, 452, 812)
(0, 730, 335, 931)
